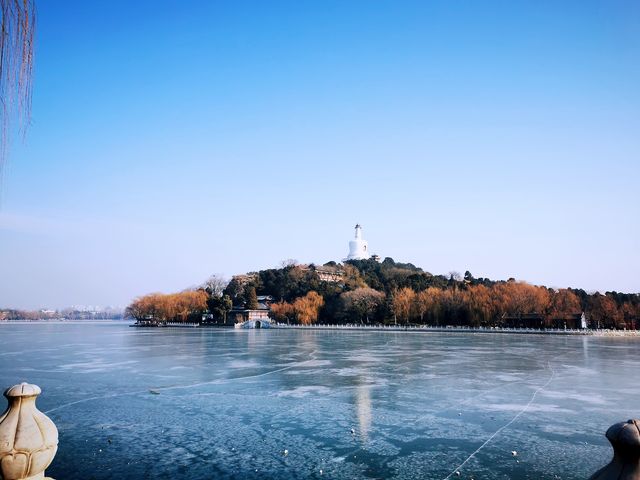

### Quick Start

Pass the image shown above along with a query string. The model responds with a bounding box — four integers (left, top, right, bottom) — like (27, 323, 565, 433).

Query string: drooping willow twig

(0, 0, 36, 184)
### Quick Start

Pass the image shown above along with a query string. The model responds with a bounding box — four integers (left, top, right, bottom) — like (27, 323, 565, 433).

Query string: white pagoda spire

(347, 224, 370, 260)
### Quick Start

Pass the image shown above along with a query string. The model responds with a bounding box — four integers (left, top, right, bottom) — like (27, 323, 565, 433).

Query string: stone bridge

(235, 318, 273, 329)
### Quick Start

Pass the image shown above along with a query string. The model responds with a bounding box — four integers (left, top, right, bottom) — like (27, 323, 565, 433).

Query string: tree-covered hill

(125, 258, 639, 329)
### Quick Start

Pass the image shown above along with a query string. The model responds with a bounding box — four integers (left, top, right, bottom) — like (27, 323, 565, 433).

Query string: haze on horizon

(0, 0, 638, 310)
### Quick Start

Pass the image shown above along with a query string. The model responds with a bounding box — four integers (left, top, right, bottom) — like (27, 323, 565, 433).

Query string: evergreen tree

(245, 286, 259, 310)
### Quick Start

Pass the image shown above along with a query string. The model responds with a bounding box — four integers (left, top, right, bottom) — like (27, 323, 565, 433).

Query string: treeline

(388, 283, 616, 328)
(125, 257, 639, 329)
(0, 308, 124, 321)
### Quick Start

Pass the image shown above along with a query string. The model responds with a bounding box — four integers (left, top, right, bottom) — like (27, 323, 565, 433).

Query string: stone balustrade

(589, 419, 640, 480)
(0, 383, 58, 480)
(0, 381, 638, 479)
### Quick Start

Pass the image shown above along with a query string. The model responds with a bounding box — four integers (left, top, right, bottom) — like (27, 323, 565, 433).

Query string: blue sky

(1, 0, 639, 309)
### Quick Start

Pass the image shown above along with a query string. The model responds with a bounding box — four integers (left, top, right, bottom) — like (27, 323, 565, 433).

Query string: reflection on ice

(228, 359, 260, 369)
(355, 381, 372, 443)
(276, 386, 332, 398)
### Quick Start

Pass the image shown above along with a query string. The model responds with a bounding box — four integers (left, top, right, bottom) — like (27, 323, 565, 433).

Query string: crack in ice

(44, 353, 318, 415)
(441, 361, 556, 480)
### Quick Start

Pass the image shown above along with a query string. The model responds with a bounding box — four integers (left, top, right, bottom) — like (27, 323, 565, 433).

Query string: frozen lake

(1, 322, 638, 479)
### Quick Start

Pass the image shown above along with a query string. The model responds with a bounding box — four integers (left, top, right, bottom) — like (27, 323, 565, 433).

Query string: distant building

(229, 308, 270, 324)
(346, 224, 370, 260)
(230, 274, 258, 286)
(315, 266, 344, 282)
(228, 295, 273, 325)
(501, 312, 588, 329)
(548, 313, 587, 330)
(300, 264, 344, 283)
(501, 313, 546, 329)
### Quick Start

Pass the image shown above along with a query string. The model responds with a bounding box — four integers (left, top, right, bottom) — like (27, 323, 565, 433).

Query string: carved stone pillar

(0, 383, 58, 480)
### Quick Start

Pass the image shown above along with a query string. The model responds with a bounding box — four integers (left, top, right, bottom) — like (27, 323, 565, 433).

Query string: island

(126, 227, 638, 331)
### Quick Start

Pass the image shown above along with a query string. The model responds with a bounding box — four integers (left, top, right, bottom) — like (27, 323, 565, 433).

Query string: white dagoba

(347, 224, 370, 260)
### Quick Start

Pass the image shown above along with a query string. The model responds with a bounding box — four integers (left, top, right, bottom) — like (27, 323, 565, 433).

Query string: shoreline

(131, 322, 640, 336)
(6, 319, 637, 337)
(0, 319, 127, 324)
(273, 324, 640, 336)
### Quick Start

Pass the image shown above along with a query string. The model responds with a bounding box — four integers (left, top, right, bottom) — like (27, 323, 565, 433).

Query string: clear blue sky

(1, 0, 638, 309)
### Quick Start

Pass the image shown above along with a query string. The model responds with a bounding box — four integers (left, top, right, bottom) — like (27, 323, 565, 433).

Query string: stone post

(0, 383, 58, 480)
(590, 419, 640, 480)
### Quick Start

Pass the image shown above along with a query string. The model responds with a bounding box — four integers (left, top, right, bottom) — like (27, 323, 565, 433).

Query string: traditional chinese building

(228, 296, 273, 326)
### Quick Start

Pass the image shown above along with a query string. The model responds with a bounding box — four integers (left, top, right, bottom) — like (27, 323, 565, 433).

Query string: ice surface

(1, 322, 639, 479)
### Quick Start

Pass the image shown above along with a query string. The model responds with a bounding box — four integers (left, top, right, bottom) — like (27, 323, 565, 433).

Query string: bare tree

(1, 0, 36, 179)
(341, 287, 385, 324)
(201, 274, 227, 297)
(280, 258, 298, 268)
(448, 271, 462, 282)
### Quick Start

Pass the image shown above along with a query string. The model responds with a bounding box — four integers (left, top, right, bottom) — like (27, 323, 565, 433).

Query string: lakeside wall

(272, 324, 640, 336)
(130, 321, 640, 336)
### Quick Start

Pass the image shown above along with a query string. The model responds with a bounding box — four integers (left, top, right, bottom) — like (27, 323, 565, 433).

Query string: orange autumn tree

(269, 300, 295, 324)
(173, 290, 209, 322)
(126, 290, 207, 323)
(293, 291, 324, 325)
(493, 281, 550, 318)
(391, 287, 415, 324)
(414, 287, 444, 324)
(269, 291, 324, 325)
(588, 293, 623, 329)
(549, 289, 582, 317)
(464, 284, 496, 326)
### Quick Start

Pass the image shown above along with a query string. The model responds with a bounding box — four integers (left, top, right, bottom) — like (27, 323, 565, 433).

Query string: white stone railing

(0, 383, 58, 480)
(589, 419, 640, 479)
(133, 320, 200, 327)
(272, 323, 640, 336)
